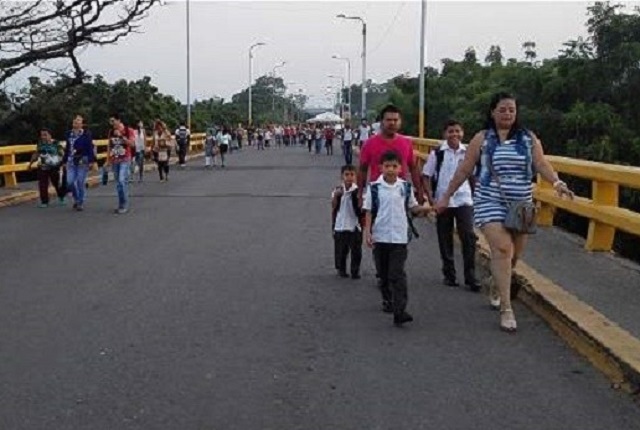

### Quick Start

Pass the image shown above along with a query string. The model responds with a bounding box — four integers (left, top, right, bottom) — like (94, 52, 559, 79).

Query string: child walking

(331, 165, 363, 280)
(363, 151, 431, 326)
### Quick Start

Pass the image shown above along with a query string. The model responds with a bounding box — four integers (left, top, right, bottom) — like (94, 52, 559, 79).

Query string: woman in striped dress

(435, 92, 574, 333)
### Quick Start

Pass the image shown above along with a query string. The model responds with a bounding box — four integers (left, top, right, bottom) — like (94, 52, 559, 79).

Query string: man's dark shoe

(443, 278, 460, 287)
(351, 273, 361, 280)
(466, 281, 482, 292)
(338, 271, 349, 278)
(382, 301, 393, 313)
(394, 312, 414, 326)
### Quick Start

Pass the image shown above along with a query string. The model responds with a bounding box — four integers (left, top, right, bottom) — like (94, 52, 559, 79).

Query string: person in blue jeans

(106, 114, 136, 214)
(62, 115, 95, 212)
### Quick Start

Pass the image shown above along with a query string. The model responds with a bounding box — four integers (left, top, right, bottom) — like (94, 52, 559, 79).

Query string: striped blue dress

(474, 139, 533, 227)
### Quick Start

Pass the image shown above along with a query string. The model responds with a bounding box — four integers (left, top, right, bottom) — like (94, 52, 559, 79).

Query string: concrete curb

(0, 152, 205, 209)
(475, 232, 640, 397)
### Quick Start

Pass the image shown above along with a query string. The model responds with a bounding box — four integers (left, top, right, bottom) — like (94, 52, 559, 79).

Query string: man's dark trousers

(177, 143, 188, 164)
(373, 243, 408, 315)
(334, 231, 362, 275)
(436, 205, 477, 284)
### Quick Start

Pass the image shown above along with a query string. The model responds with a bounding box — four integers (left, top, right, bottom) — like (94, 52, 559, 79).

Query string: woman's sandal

(500, 309, 517, 333)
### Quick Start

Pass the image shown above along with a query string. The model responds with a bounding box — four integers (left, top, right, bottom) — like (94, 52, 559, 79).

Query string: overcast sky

(70, 1, 627, 107)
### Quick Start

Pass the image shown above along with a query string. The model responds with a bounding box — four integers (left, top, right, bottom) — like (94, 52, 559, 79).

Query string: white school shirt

(332, 184, 360, 232)
(134, 129, 146, 151)
(422, 141, 473, 207)
(363, 176, 418, 244)
(343, 129, 354, 141)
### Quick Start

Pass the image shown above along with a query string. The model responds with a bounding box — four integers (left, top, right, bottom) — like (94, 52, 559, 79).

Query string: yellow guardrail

(411, 137, 640, 252)
(0, 133, 206, 188)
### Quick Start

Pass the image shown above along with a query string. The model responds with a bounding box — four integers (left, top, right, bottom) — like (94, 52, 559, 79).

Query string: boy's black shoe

(382, 301, 393, 313)
(351, 273, 361, 280)
(466, 281, 482, 292)
(393, 312, 414, 326)
(443, 278, 460, 287)
(338, 271, 349, 278)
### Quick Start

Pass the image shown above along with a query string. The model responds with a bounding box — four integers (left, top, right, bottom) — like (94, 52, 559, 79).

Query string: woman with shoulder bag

(435, 92, 574, 333)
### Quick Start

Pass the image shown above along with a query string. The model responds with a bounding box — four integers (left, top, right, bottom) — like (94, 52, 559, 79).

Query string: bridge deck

(1, 147, 638, 429)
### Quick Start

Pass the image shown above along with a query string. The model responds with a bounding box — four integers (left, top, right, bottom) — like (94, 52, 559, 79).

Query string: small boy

(363, 150, 431, 326)
(331, 165, 363, 280)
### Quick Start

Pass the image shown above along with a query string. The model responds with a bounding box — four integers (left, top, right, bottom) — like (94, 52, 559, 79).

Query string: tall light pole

(332, 55, 351, 121)
(284, 82, 297, 123)
(337, 14, 366, 121)
(418, 0, 426, 137)
(271, 61, 286, 120)
(248, 42, 266, 126)
(328, 75, 345, 118)
(186, 0, 191, 130)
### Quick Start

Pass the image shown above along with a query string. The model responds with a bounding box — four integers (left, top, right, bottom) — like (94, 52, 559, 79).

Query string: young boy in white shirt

(332, 165, 363, 279)
(363, 151, 431, 326)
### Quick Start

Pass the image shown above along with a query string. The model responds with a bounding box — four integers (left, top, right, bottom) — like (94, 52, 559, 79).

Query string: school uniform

(363, 176, 419, 319)
(422, 142, 478, 288)
(332, 184, 363, 278)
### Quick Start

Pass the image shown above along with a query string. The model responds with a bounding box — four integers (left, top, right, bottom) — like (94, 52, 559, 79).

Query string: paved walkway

(1, 147, 639, 429)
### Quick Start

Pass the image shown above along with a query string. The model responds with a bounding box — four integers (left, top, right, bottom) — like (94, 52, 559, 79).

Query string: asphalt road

(1, 147, 638, 430)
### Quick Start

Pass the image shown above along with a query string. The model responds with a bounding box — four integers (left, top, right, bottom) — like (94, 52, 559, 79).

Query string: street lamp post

(248, 42, 266, 126)
(328, 75, 345, 118)
(271, 61, 286, 120)
(186, 0, 191, 130)
(337, 14, 366, 121)
(332, 55, 351, 121)
(418, 0, 426, 137)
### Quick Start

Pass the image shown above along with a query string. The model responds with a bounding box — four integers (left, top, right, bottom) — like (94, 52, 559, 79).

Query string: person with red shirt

(357, 104, 424, 205)
(106, 113, 136, 214)
(324, 126, 335, 155)
(357, 104, 425, 297)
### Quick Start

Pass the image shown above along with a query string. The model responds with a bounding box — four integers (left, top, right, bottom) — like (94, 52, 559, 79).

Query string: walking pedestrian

(131, 120, 146, 182)
(363, 150, 431, 326)
(174, 122, 191, 167)
(423, 120, 480, 291)
(29, 128, 65, 208)
(106, 114, 136, 214)
(62, 115, 95, 212)
(435, 92, 574, 332)
(331, 165, 363, 279)
(153, 121, 174, 182)
(342, 123, 354, 165)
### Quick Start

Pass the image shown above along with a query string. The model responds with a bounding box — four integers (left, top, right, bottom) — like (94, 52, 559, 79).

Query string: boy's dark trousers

(334, 230, 362, 276)
(373, 243, 408, 315)
(436, 205, 477, 284)
(177, 143, 188, 164)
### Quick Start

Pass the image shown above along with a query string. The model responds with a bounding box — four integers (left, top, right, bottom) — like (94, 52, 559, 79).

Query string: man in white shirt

(342, 123, 355, 165)
(174, 122, 191, 167)
(358, 120, 370, 147)
(422, 120, 479, 291)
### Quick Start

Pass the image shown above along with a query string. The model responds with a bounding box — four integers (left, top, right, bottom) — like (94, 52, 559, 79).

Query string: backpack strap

(431, 149, 445, 192)
(404, 182, 420, 240)
(370, 183, 380, 226)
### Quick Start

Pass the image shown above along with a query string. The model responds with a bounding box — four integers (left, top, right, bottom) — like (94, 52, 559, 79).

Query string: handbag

(489, 154, 537, 234)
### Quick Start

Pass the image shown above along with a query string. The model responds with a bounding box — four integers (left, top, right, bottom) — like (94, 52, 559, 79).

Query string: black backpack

(431, 148, 478, 195)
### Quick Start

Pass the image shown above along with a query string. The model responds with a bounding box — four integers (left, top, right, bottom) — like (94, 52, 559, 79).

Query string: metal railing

(411, 137, 640, 252)
(0, 134, 206, 188)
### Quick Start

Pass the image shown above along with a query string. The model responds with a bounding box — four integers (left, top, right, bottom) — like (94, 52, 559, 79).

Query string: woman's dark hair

(443, 119, 463, 131)
(485, 91, 520, 137)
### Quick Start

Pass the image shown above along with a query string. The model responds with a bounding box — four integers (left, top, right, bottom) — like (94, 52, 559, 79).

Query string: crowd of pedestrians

(331, 96, 574, 332)
(27, 92, 575, 334)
